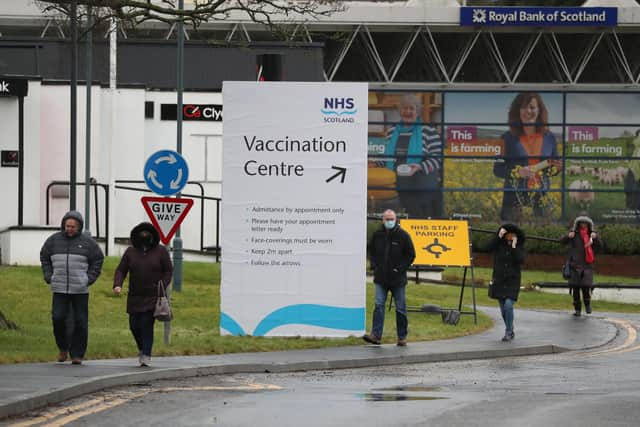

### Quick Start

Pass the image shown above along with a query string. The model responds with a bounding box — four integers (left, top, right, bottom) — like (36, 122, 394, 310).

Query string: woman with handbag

(113, 222, 173, 366)
(560, 213, 601, 317)
(488, 224, 525, 342)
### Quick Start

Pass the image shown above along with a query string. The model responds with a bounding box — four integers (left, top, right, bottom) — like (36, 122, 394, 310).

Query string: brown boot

(57, 351, 68, 363)
(362, 334, 381, 345)
(71, 358, 83, 365)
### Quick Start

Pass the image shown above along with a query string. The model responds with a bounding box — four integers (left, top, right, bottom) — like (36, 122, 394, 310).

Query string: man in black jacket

(40, 211, 104, 364)
(363, 209, 416, 346)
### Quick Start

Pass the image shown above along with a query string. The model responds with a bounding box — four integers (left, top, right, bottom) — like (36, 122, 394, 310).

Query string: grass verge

(1, 259, 638, 363)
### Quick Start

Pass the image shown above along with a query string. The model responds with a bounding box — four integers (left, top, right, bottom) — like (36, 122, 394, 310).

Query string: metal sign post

(143, 149, 190, 344)
(174, 0, 185, 294)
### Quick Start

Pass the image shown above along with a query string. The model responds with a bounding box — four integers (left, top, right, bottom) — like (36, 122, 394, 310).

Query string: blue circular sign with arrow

(143, 150, 189, 196)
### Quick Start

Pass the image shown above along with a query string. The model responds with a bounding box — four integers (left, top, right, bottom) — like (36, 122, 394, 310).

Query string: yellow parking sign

(402, 219, 471, 267)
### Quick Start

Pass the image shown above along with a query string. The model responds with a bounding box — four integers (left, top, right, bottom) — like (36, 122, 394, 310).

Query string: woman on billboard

(376, 93, 443, 218)
(494, 93, 561, 221)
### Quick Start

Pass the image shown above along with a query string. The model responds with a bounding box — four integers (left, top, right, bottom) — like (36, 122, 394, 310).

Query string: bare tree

(36, 0, 345, 28)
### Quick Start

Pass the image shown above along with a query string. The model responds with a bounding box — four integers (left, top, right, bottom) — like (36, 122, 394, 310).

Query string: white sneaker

(140, 355, 151, 367)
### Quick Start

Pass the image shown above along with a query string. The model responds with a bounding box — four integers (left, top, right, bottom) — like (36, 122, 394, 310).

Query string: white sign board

(221, 82, 368, 337)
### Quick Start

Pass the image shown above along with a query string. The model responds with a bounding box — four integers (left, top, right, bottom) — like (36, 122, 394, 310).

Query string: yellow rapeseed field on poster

(402, 219, 471, 267)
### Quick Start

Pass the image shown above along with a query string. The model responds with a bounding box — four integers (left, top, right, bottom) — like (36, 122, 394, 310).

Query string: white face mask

(384, 220, 396, 230)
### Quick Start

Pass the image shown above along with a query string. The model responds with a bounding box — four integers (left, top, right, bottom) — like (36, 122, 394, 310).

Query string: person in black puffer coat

(113, 222, 173, 367)
(488, 223, 525, 342)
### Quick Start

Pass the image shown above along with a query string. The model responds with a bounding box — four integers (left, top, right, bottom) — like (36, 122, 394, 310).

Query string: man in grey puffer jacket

(40, 211, 104, 364)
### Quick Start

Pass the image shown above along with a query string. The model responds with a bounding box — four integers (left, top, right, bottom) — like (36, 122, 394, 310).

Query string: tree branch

(36, 0, 345, 28)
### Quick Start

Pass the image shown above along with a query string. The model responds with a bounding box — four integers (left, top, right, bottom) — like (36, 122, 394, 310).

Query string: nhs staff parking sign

(460, 7, 617, 27)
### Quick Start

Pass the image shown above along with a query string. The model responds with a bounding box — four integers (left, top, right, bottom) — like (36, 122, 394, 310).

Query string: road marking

(552, 318, 638, 361)
(32, 396, 143, 427)
(160, 383, 283, 392)
(580, 318, 637, 358)
(8, 383, 281, 426)
(7, 397, 115, 427)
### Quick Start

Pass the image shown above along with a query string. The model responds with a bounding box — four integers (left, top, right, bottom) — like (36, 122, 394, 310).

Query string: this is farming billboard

(367, 91, 640, 223)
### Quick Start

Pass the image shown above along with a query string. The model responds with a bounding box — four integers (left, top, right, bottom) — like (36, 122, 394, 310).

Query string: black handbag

(562, 262, 572, 280)
(488, 281, 496, 299)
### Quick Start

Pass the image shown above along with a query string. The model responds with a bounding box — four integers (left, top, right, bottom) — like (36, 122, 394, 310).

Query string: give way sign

(141, 196, 194, 245)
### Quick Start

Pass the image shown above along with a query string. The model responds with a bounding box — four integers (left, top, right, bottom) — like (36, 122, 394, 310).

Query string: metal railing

(114, 180, 221, 261)
(45, 180, 222, 261)
(45, 180, 110, 255)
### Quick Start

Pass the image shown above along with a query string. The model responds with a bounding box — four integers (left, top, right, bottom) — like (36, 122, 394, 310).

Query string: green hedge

(366, 219, 640, 256)
(471, 223, 640, 255)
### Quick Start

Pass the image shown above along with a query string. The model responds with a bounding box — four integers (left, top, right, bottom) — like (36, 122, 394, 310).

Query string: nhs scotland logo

(321, 97, 357, 123)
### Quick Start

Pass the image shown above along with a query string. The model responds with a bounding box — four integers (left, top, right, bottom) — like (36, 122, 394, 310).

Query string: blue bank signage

(460, 7, 617, 27)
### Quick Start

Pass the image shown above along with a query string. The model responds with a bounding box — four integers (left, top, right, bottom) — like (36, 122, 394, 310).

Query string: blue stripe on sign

(220, 312, 246, 336)
(252, 304, 365, 337)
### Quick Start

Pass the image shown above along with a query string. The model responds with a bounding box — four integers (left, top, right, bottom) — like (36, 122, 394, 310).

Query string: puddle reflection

(359, 393, 448, 402)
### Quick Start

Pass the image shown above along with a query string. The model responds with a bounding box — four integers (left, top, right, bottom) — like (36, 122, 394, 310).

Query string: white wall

(143, 91, 223, 250)
(0, 97, 19, 229)
(39, 84, 103, 231)
(1, 83, 224, 264)
(24, 81, 41, 226)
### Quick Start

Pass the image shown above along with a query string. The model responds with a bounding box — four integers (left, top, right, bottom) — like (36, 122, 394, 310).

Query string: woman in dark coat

(488, 224, 525, 342)
(559, 214, 601, 316)
(113, 222, 173, 366)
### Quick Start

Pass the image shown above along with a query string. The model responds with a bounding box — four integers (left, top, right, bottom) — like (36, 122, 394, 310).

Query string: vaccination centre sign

(221, 82, 368, 337)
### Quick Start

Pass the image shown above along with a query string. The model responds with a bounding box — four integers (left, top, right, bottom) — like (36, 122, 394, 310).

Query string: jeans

(129, 311, 156, 357)
(498, 298, 515, 334)
(371, 283, 407, 340)
(52, 293, 89, 359)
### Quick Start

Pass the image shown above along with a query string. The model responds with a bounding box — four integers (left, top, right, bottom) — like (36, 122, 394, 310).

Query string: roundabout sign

(143, 150, 189, 196)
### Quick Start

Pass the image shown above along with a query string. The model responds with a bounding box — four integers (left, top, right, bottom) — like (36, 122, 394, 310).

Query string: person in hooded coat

(488, 223, 525, 342)
(40, 210, 105, 364)
(113, 222, 173, 366)
(559, 214, 602, 317)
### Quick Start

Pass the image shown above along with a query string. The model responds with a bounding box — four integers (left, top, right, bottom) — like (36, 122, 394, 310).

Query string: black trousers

(571, 287, 591, 310)
(129, 311, 156, 357)
(52, 293, 89, 359)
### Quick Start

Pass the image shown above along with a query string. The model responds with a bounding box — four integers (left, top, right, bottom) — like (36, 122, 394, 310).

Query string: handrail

(45, 180, 110, 256)
(114, 180, 220, 261)
(45, 179, 221, 261)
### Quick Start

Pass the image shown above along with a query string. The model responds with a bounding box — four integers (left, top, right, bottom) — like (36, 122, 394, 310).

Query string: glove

(498, 228, 507, 238)
(511, 236, 518, 249)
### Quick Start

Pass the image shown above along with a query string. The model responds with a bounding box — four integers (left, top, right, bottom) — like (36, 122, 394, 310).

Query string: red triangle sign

(141, 196, 194, 245)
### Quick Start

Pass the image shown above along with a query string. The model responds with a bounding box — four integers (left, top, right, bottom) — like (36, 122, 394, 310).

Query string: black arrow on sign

(326, 166, 347, 183)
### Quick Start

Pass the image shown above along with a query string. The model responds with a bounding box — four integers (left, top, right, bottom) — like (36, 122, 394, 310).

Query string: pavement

(0, 306, 620, 420)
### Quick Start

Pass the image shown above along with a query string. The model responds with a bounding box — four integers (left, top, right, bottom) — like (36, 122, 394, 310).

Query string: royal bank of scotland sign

(460, 7, 617, 27)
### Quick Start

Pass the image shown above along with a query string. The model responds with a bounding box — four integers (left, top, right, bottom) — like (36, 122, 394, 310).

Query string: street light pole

(84, 7, 93, 233)
(173, 0, 185, 292)
(70, 0, 78, 210)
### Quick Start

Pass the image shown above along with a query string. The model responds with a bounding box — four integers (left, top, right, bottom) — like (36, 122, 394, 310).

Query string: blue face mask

(384, 220, 396, 230)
